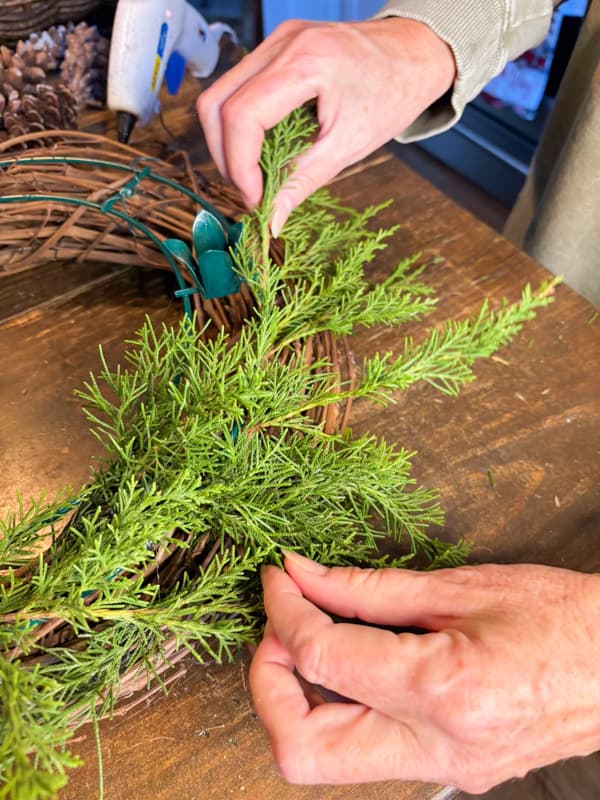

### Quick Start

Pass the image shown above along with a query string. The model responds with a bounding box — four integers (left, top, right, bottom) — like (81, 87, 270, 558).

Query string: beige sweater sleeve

(373, 0, 558, 140)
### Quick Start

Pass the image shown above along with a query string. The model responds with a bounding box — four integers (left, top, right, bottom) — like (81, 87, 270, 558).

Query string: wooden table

(1, 84, 599, 800)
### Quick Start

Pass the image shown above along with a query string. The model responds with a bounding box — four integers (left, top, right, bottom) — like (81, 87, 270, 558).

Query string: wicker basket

(0, 0, 104, 44)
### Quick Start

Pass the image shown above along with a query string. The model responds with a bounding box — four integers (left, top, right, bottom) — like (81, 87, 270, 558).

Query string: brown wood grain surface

(1, 87, 599, 800)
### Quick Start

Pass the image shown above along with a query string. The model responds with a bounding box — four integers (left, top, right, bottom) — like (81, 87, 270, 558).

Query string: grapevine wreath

(0, 110, 557, 798)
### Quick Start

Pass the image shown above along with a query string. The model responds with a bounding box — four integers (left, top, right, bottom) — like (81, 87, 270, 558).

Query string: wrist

(374, 16, 457, 104)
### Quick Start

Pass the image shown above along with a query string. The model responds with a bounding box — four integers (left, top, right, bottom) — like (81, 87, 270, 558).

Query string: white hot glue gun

(107, 0, 237, 143)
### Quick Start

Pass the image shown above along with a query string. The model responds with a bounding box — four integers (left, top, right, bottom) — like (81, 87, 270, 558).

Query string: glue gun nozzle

(116, 111, 138, 144)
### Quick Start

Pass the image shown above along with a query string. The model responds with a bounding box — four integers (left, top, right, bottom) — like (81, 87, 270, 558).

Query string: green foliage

(0, 107, 558, 797)
(0, 659, 80, 799)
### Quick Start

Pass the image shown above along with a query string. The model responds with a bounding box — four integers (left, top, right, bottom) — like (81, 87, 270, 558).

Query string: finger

(249, 621, 339, 720)
(260, 689, 434, 785)
(283, 551, 476, 628)
(197, 21, 311, 189)
(250, 617, 437, 785)
(218, 63, 321, 209)
(250, 620, 311, 726)
(261, 566, 457, 719)
(197, 41, 286, 184)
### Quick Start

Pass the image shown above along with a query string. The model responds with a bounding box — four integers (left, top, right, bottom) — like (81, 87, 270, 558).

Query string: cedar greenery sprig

(0, 107, 557, 799)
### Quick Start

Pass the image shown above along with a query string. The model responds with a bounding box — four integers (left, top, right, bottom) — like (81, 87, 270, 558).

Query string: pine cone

(0, 22, 108, 145)
(0, 82, 78, 142)
(14, 26, 68, 72)
(0, 38, 78, 143)
(60, 21, 109, 107)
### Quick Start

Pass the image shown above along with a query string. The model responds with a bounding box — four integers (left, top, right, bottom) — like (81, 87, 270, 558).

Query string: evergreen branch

(0, 491, 78, 569)
(360, 278, 560, 398)
(0, 659, 79, 799)
(0, 106, 558, 798)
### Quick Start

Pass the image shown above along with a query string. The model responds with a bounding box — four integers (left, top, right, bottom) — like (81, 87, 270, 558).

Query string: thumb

(283, 551, 476, 630)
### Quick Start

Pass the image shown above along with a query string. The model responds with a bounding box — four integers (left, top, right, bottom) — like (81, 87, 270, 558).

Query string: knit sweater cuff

(372, 0, 554, 142)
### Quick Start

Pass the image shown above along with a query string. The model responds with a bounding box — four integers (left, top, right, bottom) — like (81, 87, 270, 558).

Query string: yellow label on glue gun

(151, 22, 169, 93)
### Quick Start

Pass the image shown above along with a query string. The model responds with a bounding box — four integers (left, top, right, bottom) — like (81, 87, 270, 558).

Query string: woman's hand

(250, 552, 600, 792)
(197, 17, 455, 234)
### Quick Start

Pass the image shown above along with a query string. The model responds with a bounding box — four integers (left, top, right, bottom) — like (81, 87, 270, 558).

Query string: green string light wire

(0, 153, 241, 318)
(0, 153, 233, 232)
(1, 189, 198, 317)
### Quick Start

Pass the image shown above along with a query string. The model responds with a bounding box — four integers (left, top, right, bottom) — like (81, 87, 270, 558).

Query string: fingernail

(283, 550, 328, 576)
(270, 195, 292, 238)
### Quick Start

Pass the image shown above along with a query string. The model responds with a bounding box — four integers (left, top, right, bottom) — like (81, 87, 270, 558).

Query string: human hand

(197, 17, 455, 235)
(250, 552, 600, 792)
